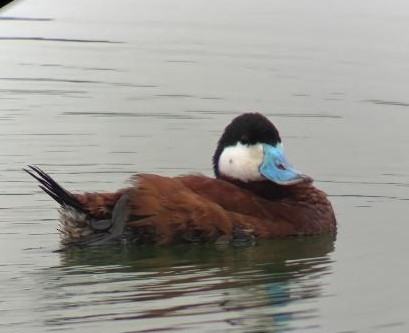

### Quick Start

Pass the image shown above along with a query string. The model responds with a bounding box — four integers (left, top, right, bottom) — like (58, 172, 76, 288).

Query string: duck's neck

(218, 176, 302, 201)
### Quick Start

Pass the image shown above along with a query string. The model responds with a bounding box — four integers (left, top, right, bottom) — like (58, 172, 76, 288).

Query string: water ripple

(31, 237, 335, 332)
(0, 16, 53, 22)
(0, 37, 123, 44)
(0, 77, 157, 88)
(364, 99, 409, 107)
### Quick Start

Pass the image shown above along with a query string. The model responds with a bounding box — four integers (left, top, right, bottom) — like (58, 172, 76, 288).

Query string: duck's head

(213, 113, 312, 186)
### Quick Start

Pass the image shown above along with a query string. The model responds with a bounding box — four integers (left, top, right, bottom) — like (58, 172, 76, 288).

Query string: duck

(25, 112, 336, 247)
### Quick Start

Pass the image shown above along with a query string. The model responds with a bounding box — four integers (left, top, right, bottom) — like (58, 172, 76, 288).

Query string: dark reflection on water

(0, 16, 53, 21)
(363, 99, 409, 107)
(37, 236, 335, 332)
(0, 37, 123, 43)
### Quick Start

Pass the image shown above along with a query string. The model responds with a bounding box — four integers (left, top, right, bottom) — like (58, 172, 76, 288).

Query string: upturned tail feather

(24, 165, 86, 213)
(24, 165, 128, 247)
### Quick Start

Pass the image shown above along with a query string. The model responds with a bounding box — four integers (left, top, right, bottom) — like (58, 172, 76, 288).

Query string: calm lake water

(1, 0, 409, 332)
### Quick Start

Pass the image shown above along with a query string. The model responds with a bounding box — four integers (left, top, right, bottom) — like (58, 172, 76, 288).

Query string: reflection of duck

(25, 113, 336, 247)
(54, 236, 335, 332)
(218, 237, 335, 332)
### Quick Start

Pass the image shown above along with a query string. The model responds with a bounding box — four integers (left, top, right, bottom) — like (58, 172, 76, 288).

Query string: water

(1, 0, 409, 332)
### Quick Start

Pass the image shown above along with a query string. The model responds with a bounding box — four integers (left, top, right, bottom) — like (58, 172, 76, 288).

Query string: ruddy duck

(25, 113, 336, 247)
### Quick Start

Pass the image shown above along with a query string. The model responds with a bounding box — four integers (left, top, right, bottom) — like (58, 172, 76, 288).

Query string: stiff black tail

(24, 165, 86, 213)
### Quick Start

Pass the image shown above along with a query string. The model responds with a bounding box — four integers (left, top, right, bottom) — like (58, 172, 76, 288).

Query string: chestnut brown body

(69, 174, 336, 245)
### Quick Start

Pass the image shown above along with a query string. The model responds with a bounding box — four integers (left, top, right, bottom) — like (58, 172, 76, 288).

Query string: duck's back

(125, 174, 336, 244)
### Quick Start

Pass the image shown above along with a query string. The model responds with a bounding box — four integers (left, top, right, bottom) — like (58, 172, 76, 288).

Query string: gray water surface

(1, 0, 409, 332)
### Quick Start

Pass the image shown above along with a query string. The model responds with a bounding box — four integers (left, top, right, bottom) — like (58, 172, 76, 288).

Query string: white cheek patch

(218, 143, 264, 182)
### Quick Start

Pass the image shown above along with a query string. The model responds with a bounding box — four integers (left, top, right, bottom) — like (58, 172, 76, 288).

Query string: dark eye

(275, 161, 286, 170)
